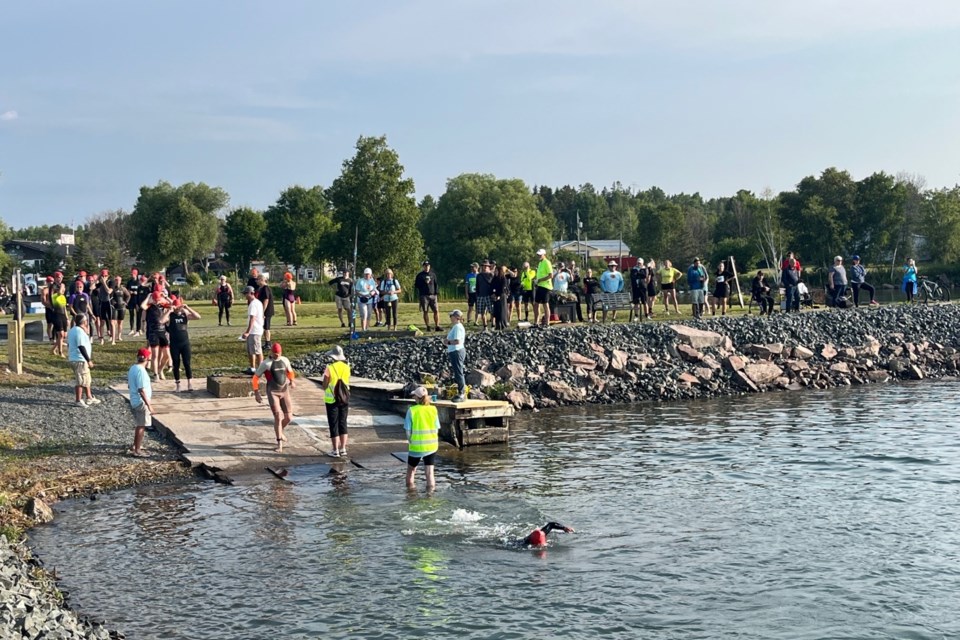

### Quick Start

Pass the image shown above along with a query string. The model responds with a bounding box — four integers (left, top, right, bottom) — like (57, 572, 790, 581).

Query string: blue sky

(1, 0, 959, 228)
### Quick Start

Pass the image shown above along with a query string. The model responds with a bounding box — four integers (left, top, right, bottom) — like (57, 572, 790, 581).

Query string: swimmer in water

(522, 522, 574, 547)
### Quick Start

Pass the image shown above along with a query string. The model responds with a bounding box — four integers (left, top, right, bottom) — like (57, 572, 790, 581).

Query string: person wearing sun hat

(322, 345, 351, 457)
(127, 347, 155, 457)
(404, 386, 440, 490)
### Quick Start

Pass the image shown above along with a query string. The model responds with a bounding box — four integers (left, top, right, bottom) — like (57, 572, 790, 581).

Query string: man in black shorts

(474, 261, 493, 331)
(630, 261, 649, 322)
(582, 268, 601, 322)
(414, 260, 441, 332)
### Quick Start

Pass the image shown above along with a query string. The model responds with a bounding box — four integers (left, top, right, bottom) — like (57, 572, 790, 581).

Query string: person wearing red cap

(126, 269, 141, 335)
(252, 342, 296, 452)
(521, 522, 574, 547)
(141, 290, 172, 380)
(93, 270, 112, 344)
(167, 296, 200, 392)
(281, 272, 298, 326)
(108, 275, 130, 345)
(127, 347, 155, 457)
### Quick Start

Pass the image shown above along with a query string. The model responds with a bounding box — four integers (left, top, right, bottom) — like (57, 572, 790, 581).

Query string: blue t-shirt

(599, 270, 624, 293)
(466, 272, 477, 294)
(128, 364, 152, 408)
(67, 326, 92, 363)
(687, 266, 707, 290)
(447, 322, 466, 353)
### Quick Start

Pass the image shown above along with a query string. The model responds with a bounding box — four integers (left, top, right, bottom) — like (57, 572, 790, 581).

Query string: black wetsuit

(520, 522, 573, 546)
(167, 309, 192, 383)
(126, 278, 140, 330)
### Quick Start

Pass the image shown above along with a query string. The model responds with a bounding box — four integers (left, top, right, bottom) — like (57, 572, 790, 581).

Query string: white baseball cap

(536, 248, 546, 256)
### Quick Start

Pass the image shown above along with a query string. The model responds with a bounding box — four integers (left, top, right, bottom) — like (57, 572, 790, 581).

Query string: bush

(186, 272, 203, 287)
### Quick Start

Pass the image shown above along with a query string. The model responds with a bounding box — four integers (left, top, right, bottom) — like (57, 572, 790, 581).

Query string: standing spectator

(629, 261, 648, 323)
(781, 254, 801, 312)
(328, 270, 354, 328)
(215, 275, 234, 326)
(474, 261, 493, 331)
(902, 259, 918, 303)
(167, 296, 200, 392)
(849, 256, 879, 307)
(751, 271, 774, 316)
(379, 268, 402, 331)
(582, 268, 601, 322)
(50, 282, 69, 357)
(465, 263, 479, 324)
(828, 256, 848, 307)
(446, 309, 467, 402)
(41, 276, 55, 341)
(519, 261, 537, 322)
(658, 260, 683, 315)
(599, 261, 624, 323)
(246, 267, 260, 291)
(241, 285, 265, 375)
(281, 272, 298, 326)
(373, 273, 385, 327)
(645, 259, 658, 318)
(322, 345, 351, 458)
(94, 269, 112, 344)
(414, 261, 442, 332)
(712, 260, 735, 316)
(67, 314, 100, 407)
(127, 347, 154, 457)
(133, 273, 150, 334)
(109, 275, 129, 345)
(253, 343, 297, 453)
(686, 258, 708, 319)
(256, 274, 275, 349)
(533, 249, 554, 327)
(356, 268, 377, 331)
(492, 265, 509, 330)
(141, 291, 172, 380)
(404, 386, 440, 491)
(508, 265, 524, 323)
(126, 268, 141, 335)
(551, 262, 571, 320)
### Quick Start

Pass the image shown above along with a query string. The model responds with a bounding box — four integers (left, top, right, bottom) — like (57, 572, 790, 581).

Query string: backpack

(331, 362, 350, 405)
(266, 358, 290, 392)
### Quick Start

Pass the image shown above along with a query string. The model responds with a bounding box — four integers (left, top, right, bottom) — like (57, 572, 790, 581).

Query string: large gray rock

(465, 369, 498, 388)
(792, 346, 815, 360)
(505, 390, 535, 410)
(744, 362, 784, 386)
(567, 352, 597, 371)
(609, 349, 629, 375)
(669, 324, 726, 349)
(495, 363, 526, 382)
(543, 380, 584, 403)
(24, 497, 53, 524)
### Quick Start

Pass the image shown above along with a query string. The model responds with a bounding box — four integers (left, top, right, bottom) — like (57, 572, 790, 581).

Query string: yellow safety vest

(324, 361, 350, 404)
(520, 268, 537, 291)
(407, 404, 439, 456)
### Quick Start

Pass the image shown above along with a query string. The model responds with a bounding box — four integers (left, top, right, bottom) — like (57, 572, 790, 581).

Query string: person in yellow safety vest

(519, 261, 537, 322)
(405, 386, 441, 491)
(322, 345, 351, 458)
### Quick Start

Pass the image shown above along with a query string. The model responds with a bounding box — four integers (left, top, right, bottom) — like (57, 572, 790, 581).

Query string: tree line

(4, 135, 960, 286)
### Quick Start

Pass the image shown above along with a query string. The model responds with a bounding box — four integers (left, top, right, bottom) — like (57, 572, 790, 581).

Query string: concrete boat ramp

(111, 375, 514, 482)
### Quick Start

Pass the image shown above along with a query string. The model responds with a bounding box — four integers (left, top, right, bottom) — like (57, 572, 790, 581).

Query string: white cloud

(0, 110, 17, 121)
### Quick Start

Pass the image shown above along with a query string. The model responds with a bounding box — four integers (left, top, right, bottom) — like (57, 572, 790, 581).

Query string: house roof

(3, 239, 69, 258)
(553, 239, 631, 255)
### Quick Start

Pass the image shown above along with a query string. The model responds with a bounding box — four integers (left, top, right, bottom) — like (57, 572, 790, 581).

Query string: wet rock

(505, 390, 535, 410)
(670, 324, 725, 349)
(24, 497, 53, 524)
(744, 362, 784, 386)
(867, 371, 890, 383)
(907, 364, 925, 380)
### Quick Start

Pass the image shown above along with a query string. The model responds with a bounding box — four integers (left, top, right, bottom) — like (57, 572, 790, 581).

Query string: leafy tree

(263, 186, 336, 276)
(128, 181, 228, 273)
(326, 135, 423, 275)
(922, 187, 960, 263)
(851, 172, 904, 259)
(421, 173, 554, 282)
(85, 210, 130, 254)
(12, 224, 73, 243)
(710, 237, 760, 273)
(223, 207, 266, 272)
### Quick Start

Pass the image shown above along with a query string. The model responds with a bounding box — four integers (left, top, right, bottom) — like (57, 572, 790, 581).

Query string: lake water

(33, 381, 960, 639)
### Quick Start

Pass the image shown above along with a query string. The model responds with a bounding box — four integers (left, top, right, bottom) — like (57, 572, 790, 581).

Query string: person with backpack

(253, 342, 297, 453)
(322, 345, 351, 458)
(378, 268, 402, 331)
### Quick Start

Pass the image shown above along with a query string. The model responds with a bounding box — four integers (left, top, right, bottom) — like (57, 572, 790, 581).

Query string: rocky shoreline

(296, 304, 960, 409)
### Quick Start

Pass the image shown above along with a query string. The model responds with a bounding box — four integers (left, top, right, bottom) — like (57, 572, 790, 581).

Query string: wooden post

(729, 256, 745, 309)
(8, 270, 24, 374)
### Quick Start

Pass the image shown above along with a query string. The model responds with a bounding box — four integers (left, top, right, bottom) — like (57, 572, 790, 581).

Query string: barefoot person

(281, 272, 298, 326)
(167, 296, 200, 392)
(405, 386, 440, 491)
(322, 345, 351, 458)
(127, 347, 155, 457)
(253, 343, 296, 453)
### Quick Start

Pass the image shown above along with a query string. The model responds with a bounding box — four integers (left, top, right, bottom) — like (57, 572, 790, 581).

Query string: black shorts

(522, 290, 534, 303)
(325, 403, 348, 438)
(631, 288, 647, 304)
(713, 283, 729, 299)
(53, 314, 68, 332)
(44, 308, 54, 325)
(661, 282, 675, 291)
(147, 331, 169, 348)
(467, 292, 477, 307)
(509, 290, 523, 304)
(98, 301, 111, 319)
(263, 314, 273, 331)
(534, 287, 550, 304)
(419, 295, 438, 313)
(407, 452, 437, 467)
(647, 284, 656, 298)
(112, 307, 125, 321)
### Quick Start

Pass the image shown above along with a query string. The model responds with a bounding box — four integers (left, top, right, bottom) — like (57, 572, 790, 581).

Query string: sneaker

(870, 300, 879, 305)
(453, 394, 466, 403)
(340, 322, 346, 328)
(75, 400, 88, 408)
(339, 448, 348, 457)
(128, 330, 136, 336)
(328, 450, 341, 458)
(434, 326, 443, 332)
(243, 367, 255, 375)
(86, 397, 102, 405)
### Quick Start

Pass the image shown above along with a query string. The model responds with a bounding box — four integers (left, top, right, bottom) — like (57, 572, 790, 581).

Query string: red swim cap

(271, 343, 282, 354)
(152, 291, 162, 301)
(172, 296, 183, 307)
(528, 530, 547, 547)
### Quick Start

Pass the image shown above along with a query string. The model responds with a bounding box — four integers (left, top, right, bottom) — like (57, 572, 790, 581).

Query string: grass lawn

(1, 297, 763, 387)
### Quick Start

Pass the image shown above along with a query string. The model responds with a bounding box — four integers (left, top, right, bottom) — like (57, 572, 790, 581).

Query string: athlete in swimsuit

(521, 522, 575, 547)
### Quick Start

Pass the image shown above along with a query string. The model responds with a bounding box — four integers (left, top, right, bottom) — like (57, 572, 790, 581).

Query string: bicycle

(918, 275, 951, 303)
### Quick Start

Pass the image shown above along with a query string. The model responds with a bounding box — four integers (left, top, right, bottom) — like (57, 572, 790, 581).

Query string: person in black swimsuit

(216, 275, 234, 326)
(521, 522, 575, 547)
(126, 269, 141, 335)
(166, 296, 201, 392)
(109, 275, 129, 345)
(141, 290, 172, 380)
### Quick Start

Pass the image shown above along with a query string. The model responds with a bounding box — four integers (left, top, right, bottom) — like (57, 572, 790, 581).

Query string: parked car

(171, 276, 188, 286)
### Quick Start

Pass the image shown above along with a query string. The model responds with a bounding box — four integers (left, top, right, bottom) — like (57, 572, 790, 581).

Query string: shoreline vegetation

(2, 300, 958, 637)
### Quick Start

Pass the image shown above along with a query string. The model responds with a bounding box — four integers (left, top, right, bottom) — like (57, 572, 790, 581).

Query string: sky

(1, 0, 959, 228)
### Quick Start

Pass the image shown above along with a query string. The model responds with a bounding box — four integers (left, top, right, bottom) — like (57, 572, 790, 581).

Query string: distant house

(2, 239, 71, 271)
(552, 240, 637, 269)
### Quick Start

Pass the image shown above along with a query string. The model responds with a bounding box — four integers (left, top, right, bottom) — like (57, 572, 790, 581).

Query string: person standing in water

(405, 386, 440, 491)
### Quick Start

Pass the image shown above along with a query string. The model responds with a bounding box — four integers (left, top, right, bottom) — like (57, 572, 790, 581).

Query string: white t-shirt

(247, 298, 264, 336)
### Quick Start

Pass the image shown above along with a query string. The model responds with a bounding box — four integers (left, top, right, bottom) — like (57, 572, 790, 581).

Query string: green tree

(852, 172, 904, 259)
(223, 207, 266, 272)
(326, 135, 423, 275)
(128, 181, 228, 273)
(264, 186, 336, 276)
(421, 173, 554, 282)
(922, 187, 960, 263)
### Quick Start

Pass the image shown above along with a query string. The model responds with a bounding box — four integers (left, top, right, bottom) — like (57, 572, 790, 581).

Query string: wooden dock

(319, 376, 514, 449)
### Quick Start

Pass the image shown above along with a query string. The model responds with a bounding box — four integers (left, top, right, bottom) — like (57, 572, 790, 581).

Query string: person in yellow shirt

(533, 249, 553, 327)
(658, 259, 684, 314)
(518, 261, 537, 322)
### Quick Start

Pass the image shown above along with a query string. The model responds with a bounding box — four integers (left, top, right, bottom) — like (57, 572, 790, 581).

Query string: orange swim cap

(528, 530, 547, 547)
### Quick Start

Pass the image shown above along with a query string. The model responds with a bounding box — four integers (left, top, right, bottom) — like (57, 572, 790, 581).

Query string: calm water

(33, 381, 960, 639)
